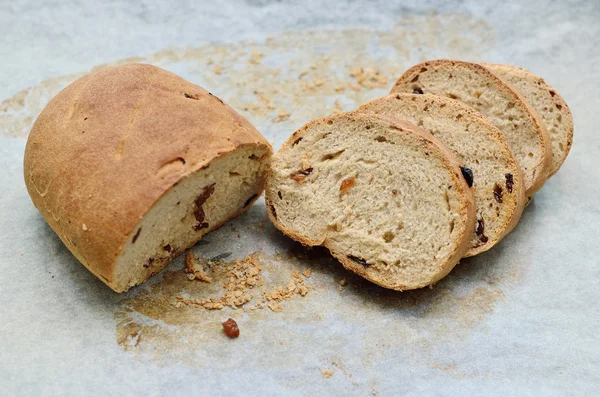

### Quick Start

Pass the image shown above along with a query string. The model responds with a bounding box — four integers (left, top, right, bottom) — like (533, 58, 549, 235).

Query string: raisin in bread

(265, 112, 476, 290)
(391, 60, 552, 197)
(24, 64, 273, 292)
(481, 63, 573, 177)
(358, 93, 526, 257)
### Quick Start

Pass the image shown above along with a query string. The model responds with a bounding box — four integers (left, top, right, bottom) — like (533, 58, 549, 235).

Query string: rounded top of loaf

(24, 63, 272, 283)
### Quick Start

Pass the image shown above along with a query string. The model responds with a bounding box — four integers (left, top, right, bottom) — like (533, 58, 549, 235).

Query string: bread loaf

(265, 112, 476, 290)
(391, 60, 552, 197)
(358, 93, 526, 257)
(24, 64, 273, 292)
(481, 63, 573, 177)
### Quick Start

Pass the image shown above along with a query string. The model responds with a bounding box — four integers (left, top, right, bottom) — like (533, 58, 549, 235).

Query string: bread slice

(24, 64, 273, 292)
(481, 63, 573, 177)
(265, 112, 476, 290)
(357, 93, 526, 257)
(391, 60, 553, 196)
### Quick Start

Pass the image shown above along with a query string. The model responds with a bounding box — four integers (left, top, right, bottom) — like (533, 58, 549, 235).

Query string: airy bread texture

(482, 63, 573, 177)
(391, 60, 552, 197)
(265, 112, 476, 290)
(24, 64, 272, 292)
(357, 93, 526, 257)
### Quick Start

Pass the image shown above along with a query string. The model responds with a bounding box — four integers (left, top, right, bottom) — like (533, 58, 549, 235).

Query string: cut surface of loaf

(357, 93, 526, 257)
(391, 60, 552, 196)
(266, 112, 476, 290)
(482, 63, 573, 177)
(24, 64, 272, 292)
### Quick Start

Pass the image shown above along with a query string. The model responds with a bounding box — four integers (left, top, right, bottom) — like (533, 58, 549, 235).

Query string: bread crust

(266, 112, 476, 290)
(24, 64, 272, 289)
(391, 59, 553, 197)
(481, 63, 573, 177)
(357, 93, 527, 257)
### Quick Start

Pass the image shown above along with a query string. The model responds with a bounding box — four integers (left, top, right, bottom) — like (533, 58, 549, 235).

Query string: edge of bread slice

(391, 59, 552, 197)
(357, 93, 527, 257)
(481, 63, 574, 177)
(265, 112, 476, 290)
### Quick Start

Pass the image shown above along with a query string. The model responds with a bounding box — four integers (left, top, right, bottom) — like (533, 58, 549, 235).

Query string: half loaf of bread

(265, 112, 476, 290)
(391, 60, 552, 196)
(24, 64, 273, 292)
(357, 93, 526, 257)
(481, 63, 573, 177)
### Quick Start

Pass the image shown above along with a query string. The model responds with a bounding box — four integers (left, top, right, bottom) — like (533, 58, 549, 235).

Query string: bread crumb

(302, 269, 312, 278)
(298, 285, 309, 296)
(349, 82, 362, 91)
(275, 109, 290, 123)
(248, 51, 264, 65)
(185, 251, 212, 282)
(339, 278, 347, 286)
(81, 223, 88, 231)
(320, 369, 334, 379)
(333, 99, 343, 114)
(177, 252, 312, 312)
(214, 66, 223, 74)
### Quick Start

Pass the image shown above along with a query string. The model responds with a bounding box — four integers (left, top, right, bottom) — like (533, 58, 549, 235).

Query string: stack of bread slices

(266, 60, 573, 291)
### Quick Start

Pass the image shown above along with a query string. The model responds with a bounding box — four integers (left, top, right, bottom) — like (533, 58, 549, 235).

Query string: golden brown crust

(265, 112, 476, 290)
(391, 59, 553, 196)
(24, 64, 272, 286)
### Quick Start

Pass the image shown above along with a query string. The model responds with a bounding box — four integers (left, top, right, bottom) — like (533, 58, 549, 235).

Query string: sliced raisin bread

(391, 60, 553, 196)
(265, 112, 476, 290)
(24, 64, 273, 292)
(358, 93, 526, 257)
(481, 63, 573, 177)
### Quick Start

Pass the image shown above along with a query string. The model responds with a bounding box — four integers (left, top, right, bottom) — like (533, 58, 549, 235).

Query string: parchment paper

(1, 1, 599, 396)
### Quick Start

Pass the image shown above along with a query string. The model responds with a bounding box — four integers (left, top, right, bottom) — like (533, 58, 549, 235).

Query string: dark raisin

(278, 191, 283, 200)
(460, 167, 474, 187)
(143, 258, 154, 269)
(244, 194, 258, 207)
(493, 184, 503, 203)
(193, 183, 216, 230)
(222, 318, 240, 338)
(193, 222, 209, 231)
(413, 88, 424, 94)
(292, 137, 303, 146)
(410, 75, 419, 83)
(505, 173, 514, 193)
(290, 168, 313, 183)
(549, 90, 556, 97)
(184, 93, 199, 100)
(132, 228, 142, 244)
(163, 244, 172, 253)
(348, 256, 369, 266)
(476, 219, 489, 243)
(269, 204, 277, 219)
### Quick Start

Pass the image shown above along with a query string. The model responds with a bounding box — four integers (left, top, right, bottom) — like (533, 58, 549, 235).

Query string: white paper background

(1, 1, 599, 396)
